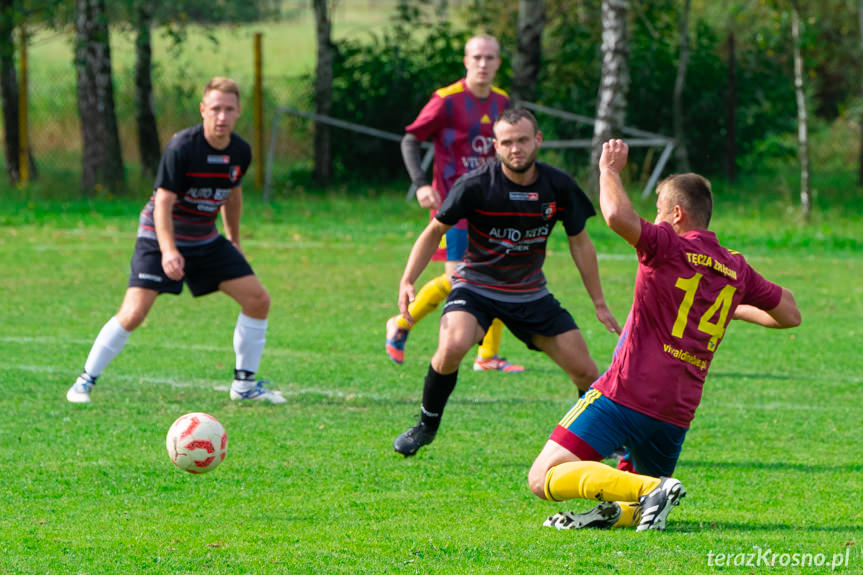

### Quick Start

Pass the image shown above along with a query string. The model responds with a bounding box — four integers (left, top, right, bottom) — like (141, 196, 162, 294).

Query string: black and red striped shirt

(138, 124, 252, 246)
(435, 160, 595, 302)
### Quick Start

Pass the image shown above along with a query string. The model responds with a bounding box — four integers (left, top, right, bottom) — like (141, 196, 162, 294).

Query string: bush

(319, 5, 469, 181)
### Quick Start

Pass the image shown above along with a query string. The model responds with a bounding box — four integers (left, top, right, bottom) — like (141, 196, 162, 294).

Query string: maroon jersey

(593, 219, 782, 428)
(406, 79, 509, 230)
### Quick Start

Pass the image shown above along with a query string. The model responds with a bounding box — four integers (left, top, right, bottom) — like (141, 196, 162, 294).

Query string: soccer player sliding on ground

(529, 139, 801, 531)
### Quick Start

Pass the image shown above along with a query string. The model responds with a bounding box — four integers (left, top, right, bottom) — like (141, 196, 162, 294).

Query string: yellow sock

(544, 460, 662, 503)
(396, 273, 451, 330)
(613, 502, 642, 528)
(477, 318, 503, 360)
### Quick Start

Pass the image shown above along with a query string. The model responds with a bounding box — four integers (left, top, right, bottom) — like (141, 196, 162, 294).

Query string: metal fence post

(254, 32, 263, 189)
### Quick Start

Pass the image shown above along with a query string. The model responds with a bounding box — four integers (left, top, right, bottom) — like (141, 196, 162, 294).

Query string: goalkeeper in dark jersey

(67, 77, 284, 404)
(393, 108, 621, 456)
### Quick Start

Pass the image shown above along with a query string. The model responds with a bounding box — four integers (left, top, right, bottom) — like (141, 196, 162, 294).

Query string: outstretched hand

(595, 302, 622, 335)
(599, 139, 629, 174)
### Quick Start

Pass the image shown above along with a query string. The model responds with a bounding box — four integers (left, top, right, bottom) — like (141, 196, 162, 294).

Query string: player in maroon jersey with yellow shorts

(528, 140, 801, 531)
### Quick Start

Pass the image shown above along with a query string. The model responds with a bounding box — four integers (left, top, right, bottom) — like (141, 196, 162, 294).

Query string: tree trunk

(0, 0, 20, 183)
(672, 0, 691, 172)
(858, 0, 863, 186)
(725, 30, 737, 182)
(134, 0, 160, 179)
(313, 0, 333, 185)
(75, 0, 124, 195)
(791, 0, 811, 218)
(511, 0, 544, 104)
(590, 0, 629, 196)
(437, 0, 449, 23)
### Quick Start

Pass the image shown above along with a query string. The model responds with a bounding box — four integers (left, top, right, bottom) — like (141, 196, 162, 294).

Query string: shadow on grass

(671, 520, 861, 533)
(709, 371, 819, 381)
(677, 459, 862, 474)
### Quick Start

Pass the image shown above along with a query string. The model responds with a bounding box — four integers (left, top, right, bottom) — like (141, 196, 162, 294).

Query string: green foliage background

(7, 0, 863, 198)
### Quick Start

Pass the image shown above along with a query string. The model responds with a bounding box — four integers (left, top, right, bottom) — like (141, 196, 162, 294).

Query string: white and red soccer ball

(166, 412, 228, 474)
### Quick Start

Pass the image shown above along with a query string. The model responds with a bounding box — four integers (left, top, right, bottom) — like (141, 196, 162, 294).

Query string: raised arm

(733, 287, 802, 329)
(399, 218, 451, 324)
(598, 139, 642, 247)
(568, 230, 621, 334)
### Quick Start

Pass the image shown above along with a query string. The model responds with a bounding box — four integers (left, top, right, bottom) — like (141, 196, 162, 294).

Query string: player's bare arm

(598, 139, 642, 247)
(734, 287, 801, 328)
(399, 219, 451, 324)
(221, 185, 243, 254)
(153, 188, 184, 280)
(568, 231, 621, 334)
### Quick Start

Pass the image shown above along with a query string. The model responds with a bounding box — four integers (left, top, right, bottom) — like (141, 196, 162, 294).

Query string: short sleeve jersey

(435, 160, 596, 302)
(406, 79, 509, 229)
(593, 219, 783, 428)
(138, 124, 252, 247)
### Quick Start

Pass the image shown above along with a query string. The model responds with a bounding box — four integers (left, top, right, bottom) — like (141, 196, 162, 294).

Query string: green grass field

(1, 190, 861, 573)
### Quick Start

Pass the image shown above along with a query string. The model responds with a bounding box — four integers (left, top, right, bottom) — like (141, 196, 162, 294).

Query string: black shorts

(128, 236, 254, 297)
(442, 287, 578, 350)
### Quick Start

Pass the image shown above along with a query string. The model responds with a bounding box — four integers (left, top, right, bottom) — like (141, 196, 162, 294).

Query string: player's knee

(569, 359, 599, 391)
(256, 288, 271, 315)
(116, 309, 146, 331)
(432, 342, 469, 372)
(244, 287, 270, 318)
(528, 463, 550, 500)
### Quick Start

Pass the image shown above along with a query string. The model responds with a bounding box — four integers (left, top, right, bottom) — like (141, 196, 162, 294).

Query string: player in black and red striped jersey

(392, 108, 621, 456)
(68, 77, 284, 404)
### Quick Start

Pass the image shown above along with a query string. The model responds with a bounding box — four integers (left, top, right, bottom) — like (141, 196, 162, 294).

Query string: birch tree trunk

(134, 0, 160, 179)
(791, 0, 811, 218)
(75, 0, 124, 195)
(590, 0, 629, 195)
(313, 0, 333, 185)
(672, 0, 691, 172)
(511, 0, 544, 104)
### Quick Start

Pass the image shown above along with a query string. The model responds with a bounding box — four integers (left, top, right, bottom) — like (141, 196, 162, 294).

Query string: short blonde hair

(465, 34, 500, 56)
(203, 77, 240, 104)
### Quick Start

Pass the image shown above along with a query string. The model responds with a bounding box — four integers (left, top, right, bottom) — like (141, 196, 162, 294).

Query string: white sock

(234, 313, 267, 381)
(83, 316, 131, 378)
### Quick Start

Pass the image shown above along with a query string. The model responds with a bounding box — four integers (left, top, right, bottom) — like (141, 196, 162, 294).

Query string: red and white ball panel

(166, 412, 228, 474)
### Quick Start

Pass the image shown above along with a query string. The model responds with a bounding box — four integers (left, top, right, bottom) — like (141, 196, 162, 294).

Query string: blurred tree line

(0, 0, 283, 192)
(2, 0, 862, 204)
(316, 0, 863, 208)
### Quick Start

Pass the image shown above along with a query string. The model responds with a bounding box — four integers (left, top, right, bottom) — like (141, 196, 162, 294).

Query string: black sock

(419, 364, 458, 433)
(234, 369, 255, 381)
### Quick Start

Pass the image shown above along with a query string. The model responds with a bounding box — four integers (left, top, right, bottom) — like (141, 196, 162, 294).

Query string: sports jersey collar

(462, 77, 494, 102)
